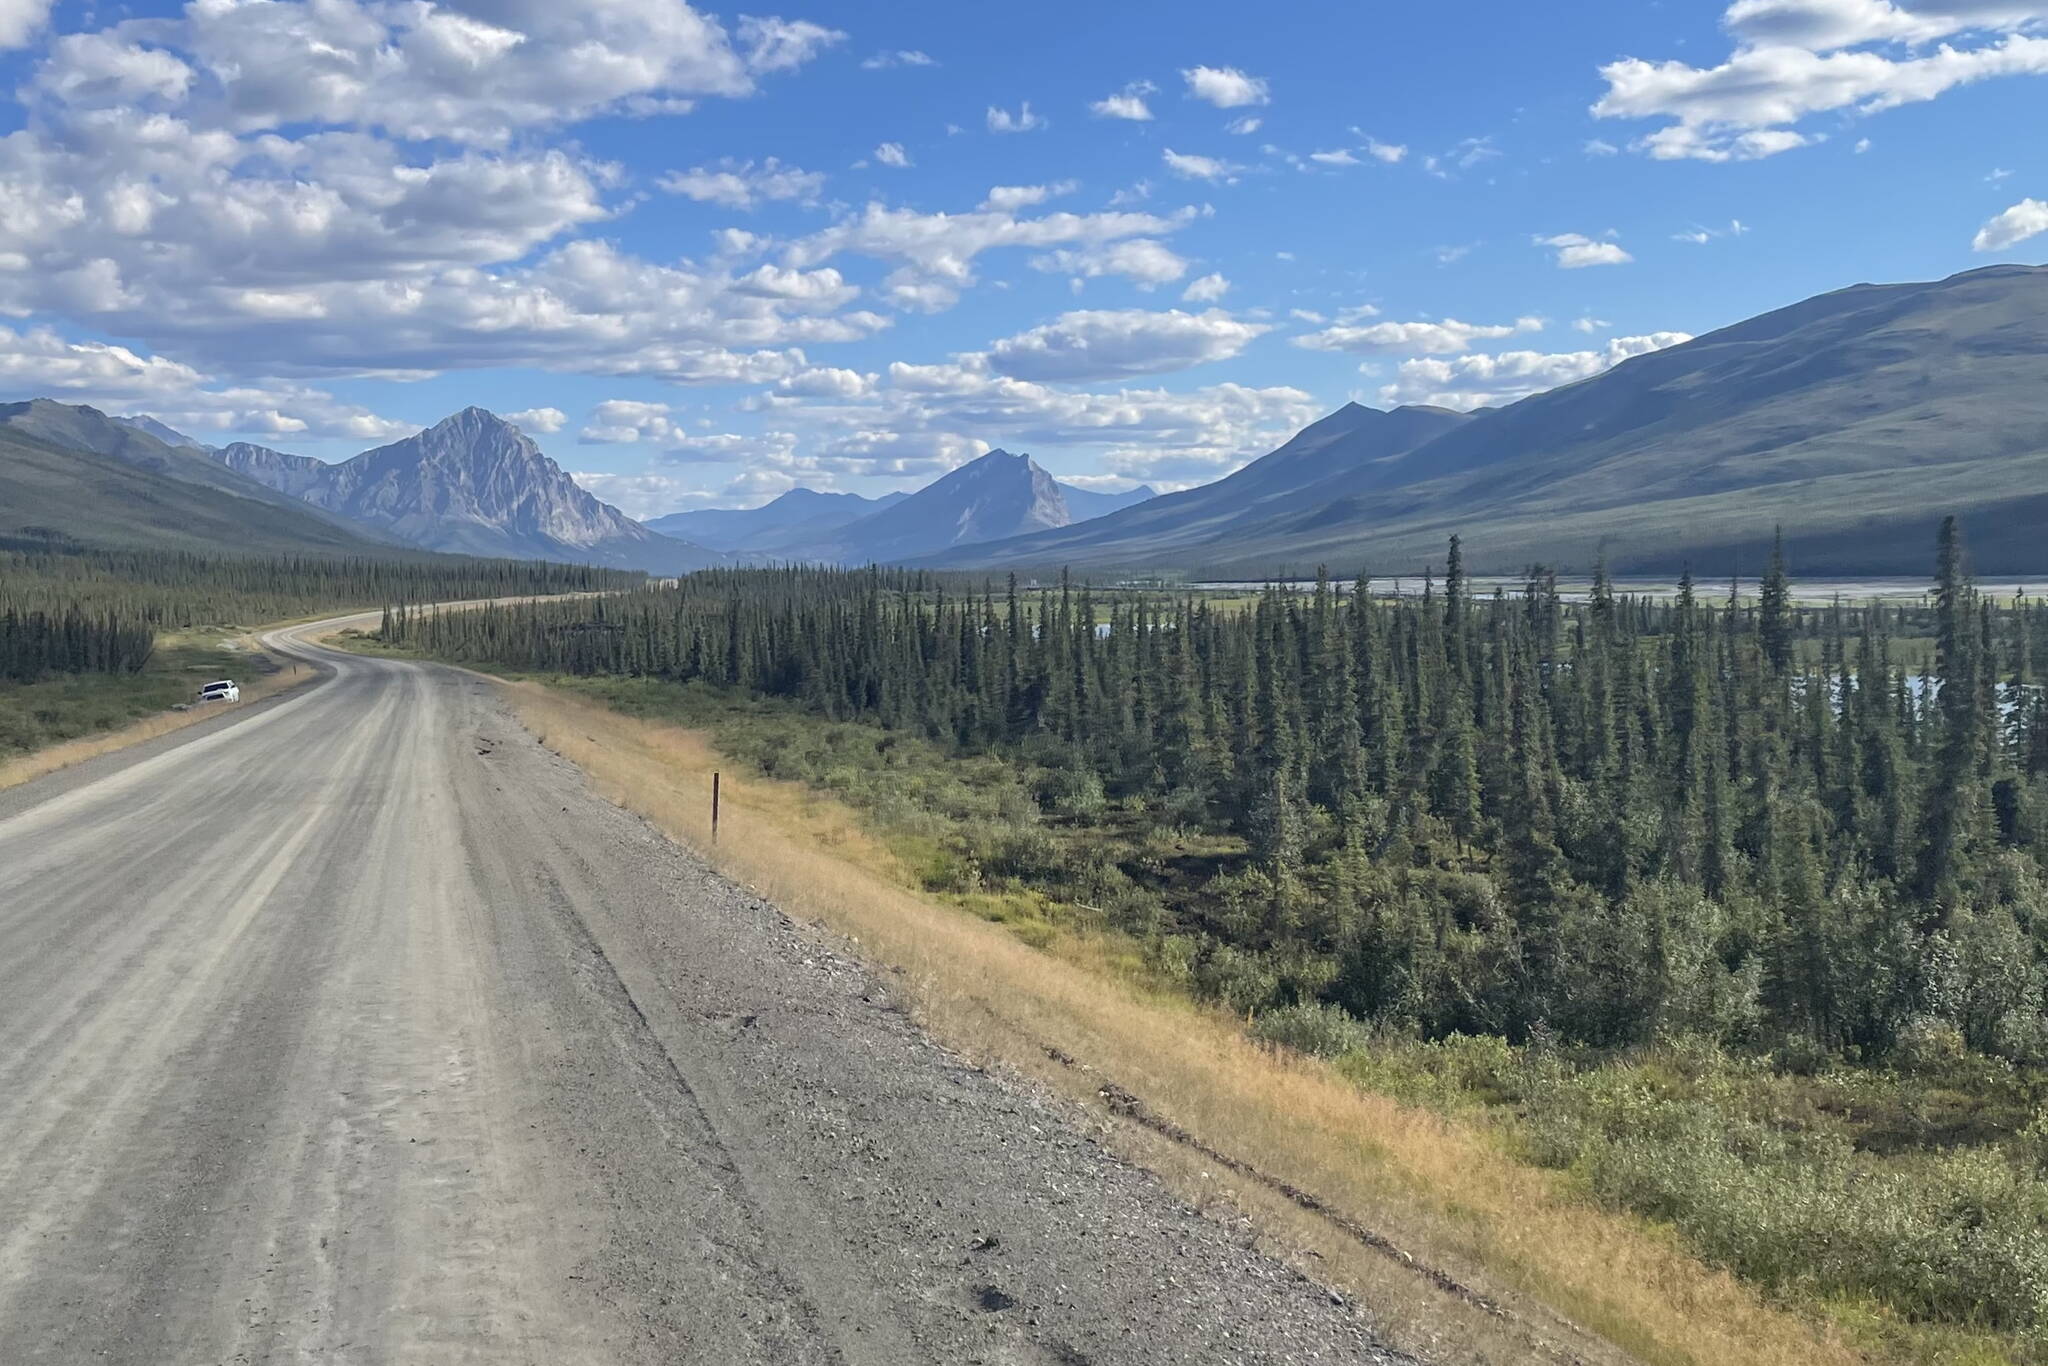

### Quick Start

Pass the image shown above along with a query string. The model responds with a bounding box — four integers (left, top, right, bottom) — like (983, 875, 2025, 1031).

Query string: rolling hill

(932, 264, 2048, 576)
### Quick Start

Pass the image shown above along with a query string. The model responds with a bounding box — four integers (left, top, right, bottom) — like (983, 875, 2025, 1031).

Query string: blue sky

(0, 0, 2043, 515)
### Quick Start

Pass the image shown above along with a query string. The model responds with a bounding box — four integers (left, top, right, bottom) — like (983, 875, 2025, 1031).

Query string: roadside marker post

(712, 771, 721, 843)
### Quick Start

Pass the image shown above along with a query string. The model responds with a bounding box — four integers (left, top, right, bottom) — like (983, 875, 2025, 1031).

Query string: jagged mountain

(644, 487, 909, 554)
(214, 407, 721, 573)
(922, 402, 1470, 570)
(930, 264, 2048, 576)
(817, 449, 1072, 563)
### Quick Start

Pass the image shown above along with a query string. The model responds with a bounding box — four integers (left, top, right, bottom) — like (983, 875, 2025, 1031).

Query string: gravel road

(0, 615, 1413, 1366)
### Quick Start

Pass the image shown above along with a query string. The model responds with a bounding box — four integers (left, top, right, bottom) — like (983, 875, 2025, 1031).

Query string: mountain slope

(112, 414, 212, 451)
(819, 450, 1071, 562)
(0, 424, 398, 555)
(932, 265, 2048, 576)
(218, 408, 722, 573)
(925, 402, 1470, 569)
(2, 400, 398, 544)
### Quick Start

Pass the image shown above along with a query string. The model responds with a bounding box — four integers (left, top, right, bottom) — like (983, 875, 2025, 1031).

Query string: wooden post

(711, 771, 721, 843)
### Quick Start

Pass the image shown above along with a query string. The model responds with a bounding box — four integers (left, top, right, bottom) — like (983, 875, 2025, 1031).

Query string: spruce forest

(382, 519, 2048, 1068)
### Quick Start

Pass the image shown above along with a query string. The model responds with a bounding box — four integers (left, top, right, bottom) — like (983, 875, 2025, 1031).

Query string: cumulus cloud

(786, 201, 1193, 310)
(1594, 2, 2048, 161)
(986, 309, 1269, 381)
(981, 181, 1077, 211)
(1379, 333, 1693, 409)
(1974, 197, 2048, 250)
(29, 1, 837, 147)
(987, 101, 1047, 133)
(1162, 148, 1242, 181)
(1537, 232, 1635, 267)
(580, 399, 687, 445)
(505, 407, 567, 434)
(872, 141, 913, 168)
(1030, 239, 1191, 288)
(1295, 316, 1544, 356)
(0, 0, 53, 50)
(0, 322, 410, 440)
(1181, 272, 1230, 302)
(1091, 81, 1156, 120)
(1182, 65, 1270, 107)
(660, 156, 824, 208)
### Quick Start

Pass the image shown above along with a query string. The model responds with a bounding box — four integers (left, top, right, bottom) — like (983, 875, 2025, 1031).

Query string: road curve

(0, 614, 1407, 1366)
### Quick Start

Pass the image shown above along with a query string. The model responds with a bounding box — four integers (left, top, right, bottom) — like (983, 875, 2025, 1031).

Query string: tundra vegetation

(384, 518, 2048, 1362)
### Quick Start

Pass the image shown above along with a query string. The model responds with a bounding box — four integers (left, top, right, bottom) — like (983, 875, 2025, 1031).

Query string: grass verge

(0, 627, 311, 792)
(462, 666, 1886, 1366)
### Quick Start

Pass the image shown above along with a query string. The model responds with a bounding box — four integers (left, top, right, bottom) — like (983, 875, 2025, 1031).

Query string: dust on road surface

(0, 616, 1414, 1366)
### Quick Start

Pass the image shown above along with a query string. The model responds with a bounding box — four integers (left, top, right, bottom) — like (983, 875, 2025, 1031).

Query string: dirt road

(0, 615, 1410, 1365)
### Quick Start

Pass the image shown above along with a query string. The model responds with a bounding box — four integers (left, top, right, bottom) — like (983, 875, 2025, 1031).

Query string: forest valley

(381, 519, 2048, 1354)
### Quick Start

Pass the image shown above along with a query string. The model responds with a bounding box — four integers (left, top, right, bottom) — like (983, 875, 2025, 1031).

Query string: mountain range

(931, 263, 2048, 576)
(8, 262, 2043, 576)
(648, 469, 1156, 560)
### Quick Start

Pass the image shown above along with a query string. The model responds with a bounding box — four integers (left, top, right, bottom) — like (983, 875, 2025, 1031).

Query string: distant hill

(645, 487, 908, 554)
(930, 265, 2048, 576)
(210, 408, 723, 573)
(815, 450, 1073, 563)
(0, 420, 397, 556)
(1058, 481, 1158, 521)
(112, 414, 212, 452)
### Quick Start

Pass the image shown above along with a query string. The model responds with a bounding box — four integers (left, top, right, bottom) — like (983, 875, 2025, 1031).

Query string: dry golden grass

(0, 632, 313, 794)
(505, 678, 1868, 1366)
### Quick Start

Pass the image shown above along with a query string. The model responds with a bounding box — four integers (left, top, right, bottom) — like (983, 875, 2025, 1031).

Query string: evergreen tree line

(384, 522, 2048, 1063)
(1, 539, 638, 679)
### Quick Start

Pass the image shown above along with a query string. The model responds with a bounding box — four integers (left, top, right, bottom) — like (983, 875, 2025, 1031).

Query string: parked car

(197, 680, 241, 703)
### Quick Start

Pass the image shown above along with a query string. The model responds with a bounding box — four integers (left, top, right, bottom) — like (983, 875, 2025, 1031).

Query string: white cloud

(1594, 3, 2048, 161)
(987, 308, 1269, 381)
(873, 141, 913, 168)
(580, 399, 684, 445)
(987, 101, 1047, 133)
(1162, 148, 1243, 181)
(1181, 272, 1230, 302)
(1091, 81, 1156, 120)
(735, 17, 847, 75)
(1379, 333, 1693, 409)
(1182, 65, 1270, 108)
(660, 157, 824, 209)
(1296, 316, 1544, 356)
(1365, 138, 1407, 163)
(981, 181, 1078, 211)
(505, 406, 567, 434)
(0, 0, 55, 50)
(0, 322, 406, 440)
(786, 201, 1191, 310)
(1537, 232, 1635, 268)
(1584, 137, 1621, 156)
(861, 49, 935, 70)
(1309, 148, 1360, 166)
(30, 2, 831, 147)
(1974, 197, 2048, 250)
(1030, 239, 1190, 288)
(1573, 316, 1613, 333)
(1225, 115, 1262, 135)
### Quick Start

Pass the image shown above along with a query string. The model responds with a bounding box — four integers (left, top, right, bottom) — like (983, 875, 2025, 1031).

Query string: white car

(197, 680, 241, 704)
